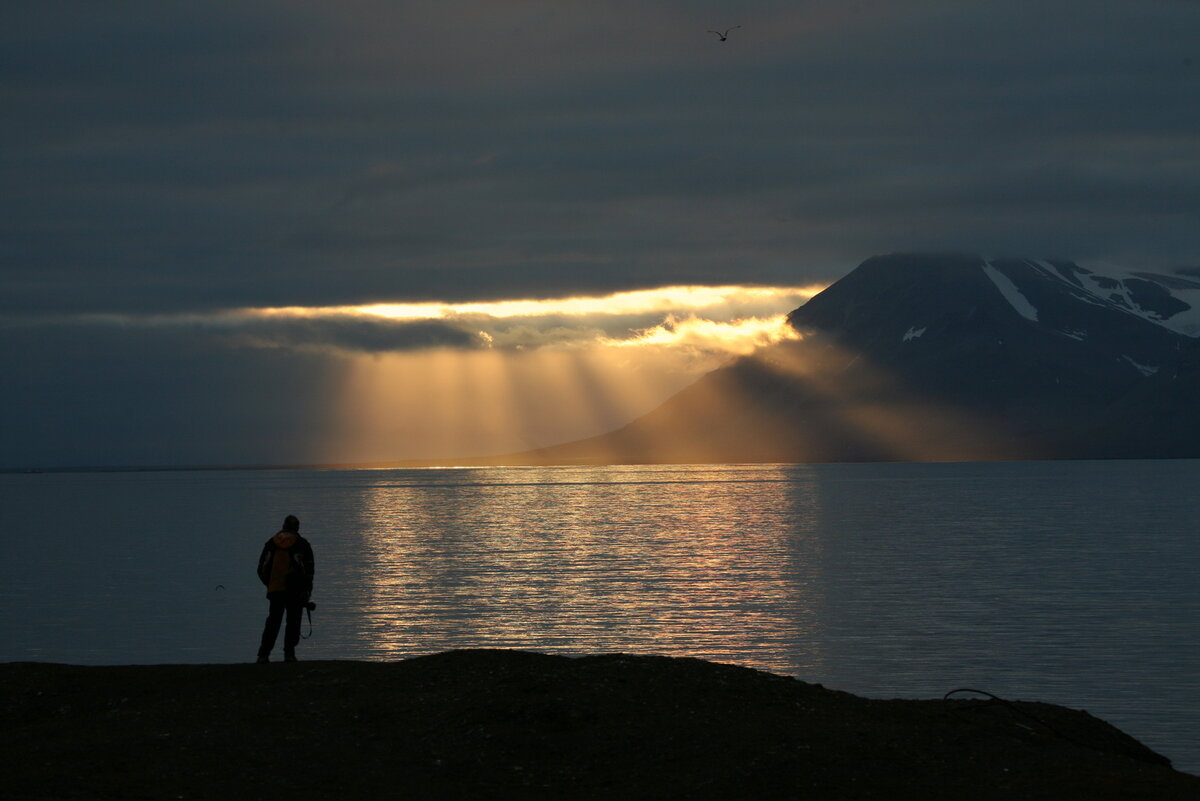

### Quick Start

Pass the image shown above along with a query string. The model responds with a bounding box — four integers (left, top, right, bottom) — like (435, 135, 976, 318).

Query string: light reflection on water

(2, 460, 1199, 773)
(342, 466, 824, 674)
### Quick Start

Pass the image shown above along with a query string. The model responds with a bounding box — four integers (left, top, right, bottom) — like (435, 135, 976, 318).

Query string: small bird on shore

(708, 25, 741, 41)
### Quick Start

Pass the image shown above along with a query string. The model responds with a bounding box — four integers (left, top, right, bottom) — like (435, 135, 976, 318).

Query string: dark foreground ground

(3, 649, 1198, 801)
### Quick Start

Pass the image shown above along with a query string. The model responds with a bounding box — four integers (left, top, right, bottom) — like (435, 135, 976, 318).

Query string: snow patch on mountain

(986, 257, 1200, 337)
(1122, 356, 1159, 376)
(903, 326, 927, 341)
(983, 262, 1039, 321)
(1073, 261, 1200, 336)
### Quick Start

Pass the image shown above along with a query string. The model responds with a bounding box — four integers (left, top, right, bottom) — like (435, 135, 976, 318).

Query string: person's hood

(273, 531, 298, 549)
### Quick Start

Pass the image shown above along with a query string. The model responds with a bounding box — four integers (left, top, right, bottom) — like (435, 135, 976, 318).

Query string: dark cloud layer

(5, 0, 1198, 316)
(4, 0, 1198, 467)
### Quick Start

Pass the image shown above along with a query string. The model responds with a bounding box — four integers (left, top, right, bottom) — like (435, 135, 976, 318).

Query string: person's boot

(284, 651, 297, 663)
(256, 654, 269, 664)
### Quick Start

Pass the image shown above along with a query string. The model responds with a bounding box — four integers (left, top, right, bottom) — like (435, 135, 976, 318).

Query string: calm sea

(2, 460, 1198, 773)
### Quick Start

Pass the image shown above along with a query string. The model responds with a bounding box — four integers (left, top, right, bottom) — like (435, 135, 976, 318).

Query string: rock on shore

(3, 649, 1197, 800)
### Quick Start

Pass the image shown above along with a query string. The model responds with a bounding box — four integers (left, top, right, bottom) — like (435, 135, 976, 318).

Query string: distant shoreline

(6, 454, 1200, 475)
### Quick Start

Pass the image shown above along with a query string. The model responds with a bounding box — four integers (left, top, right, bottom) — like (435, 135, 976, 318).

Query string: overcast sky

(3, 0, 1198, 467)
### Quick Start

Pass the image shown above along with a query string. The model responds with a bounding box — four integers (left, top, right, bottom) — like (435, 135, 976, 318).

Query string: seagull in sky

(708, 25, 741, 41)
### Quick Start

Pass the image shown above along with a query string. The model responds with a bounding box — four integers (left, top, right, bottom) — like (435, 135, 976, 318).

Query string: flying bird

(708, 25, 741, 41)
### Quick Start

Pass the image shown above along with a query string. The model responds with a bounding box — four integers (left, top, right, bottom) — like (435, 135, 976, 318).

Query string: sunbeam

(323, 343, 724, 465)
(749, 340, 1017, 462)
(298, 285, 827, 464)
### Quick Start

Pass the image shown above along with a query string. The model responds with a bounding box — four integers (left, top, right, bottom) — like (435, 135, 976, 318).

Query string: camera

(305, 601, 317, 611)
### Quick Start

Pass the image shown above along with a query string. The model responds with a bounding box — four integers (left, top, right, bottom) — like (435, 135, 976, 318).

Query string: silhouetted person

(256, 514, 315, 663)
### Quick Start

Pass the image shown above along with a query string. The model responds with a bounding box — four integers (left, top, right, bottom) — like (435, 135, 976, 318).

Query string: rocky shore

(4, 649, 1197, 800)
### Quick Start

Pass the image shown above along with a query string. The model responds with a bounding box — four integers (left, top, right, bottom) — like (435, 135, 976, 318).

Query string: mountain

(518, 253, 1200, 464)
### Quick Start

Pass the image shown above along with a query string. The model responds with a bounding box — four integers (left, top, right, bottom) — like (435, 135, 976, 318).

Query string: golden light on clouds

(605, 314, 801, 354)
(249, 284, 825, 324)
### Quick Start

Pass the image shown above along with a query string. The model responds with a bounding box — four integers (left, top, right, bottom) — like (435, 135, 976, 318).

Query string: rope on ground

(942, 688, 1165, 766)
(943, 688, 1064, 738)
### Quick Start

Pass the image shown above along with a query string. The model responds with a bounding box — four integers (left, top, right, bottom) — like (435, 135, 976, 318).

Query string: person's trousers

(259, 594, 304, 657)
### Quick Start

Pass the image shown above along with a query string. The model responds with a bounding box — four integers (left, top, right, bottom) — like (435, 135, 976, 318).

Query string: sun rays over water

(321, 333, 786, 464)
(13, 283, 828, 465)
(290, 284, 823, 463)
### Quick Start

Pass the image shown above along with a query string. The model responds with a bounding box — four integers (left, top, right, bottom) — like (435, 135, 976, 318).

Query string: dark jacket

(257, 531, 315, 599)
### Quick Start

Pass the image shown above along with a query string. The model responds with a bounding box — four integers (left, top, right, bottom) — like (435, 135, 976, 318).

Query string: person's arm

(256, 542, 272, 586)
(299, 539, 315, 597)
(306, 541, 315, 595)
